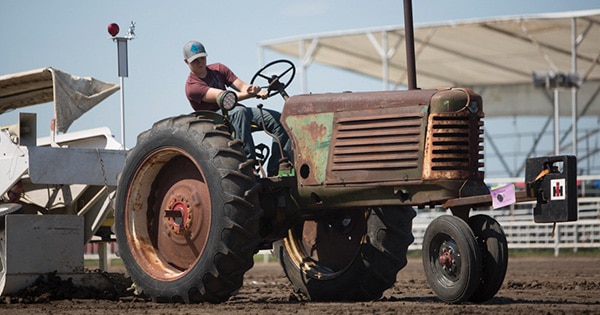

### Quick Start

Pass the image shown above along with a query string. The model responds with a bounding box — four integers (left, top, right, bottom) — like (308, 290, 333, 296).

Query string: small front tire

(422, 215, 482, 303)
(468, 214, 508, 302)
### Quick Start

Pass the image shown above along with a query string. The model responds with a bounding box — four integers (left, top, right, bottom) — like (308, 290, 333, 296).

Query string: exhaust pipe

(403, 0, 418, 90)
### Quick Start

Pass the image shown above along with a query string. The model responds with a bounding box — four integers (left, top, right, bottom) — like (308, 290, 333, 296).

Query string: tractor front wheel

(422, 215, 482, 303)
(468, 214, 508, 302)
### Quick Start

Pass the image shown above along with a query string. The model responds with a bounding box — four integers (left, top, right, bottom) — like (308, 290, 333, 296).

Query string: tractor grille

(426, 114, 484, 177)
(331, 112, 423, 172)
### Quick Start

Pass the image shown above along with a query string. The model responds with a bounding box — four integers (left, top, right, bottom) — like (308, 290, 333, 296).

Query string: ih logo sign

(550, 178, 566, 201)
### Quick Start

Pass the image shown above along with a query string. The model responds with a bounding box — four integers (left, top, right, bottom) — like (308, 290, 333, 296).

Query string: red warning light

(108, 23, 120, 37)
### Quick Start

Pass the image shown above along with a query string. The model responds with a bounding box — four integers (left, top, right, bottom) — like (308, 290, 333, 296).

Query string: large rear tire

(115, 114, 262, 303)
(275, 206, 416, 301)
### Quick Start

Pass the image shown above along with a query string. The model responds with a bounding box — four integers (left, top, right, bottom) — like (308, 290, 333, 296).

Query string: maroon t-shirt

(185, 63, 239, 111)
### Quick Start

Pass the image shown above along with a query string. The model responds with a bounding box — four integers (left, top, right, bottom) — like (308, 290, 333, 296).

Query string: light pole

(108, 21, 135, 149)
(532, 71, 581, 155)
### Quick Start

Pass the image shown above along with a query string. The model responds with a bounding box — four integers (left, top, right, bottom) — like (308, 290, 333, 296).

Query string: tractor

(0, 2, 576, 303)
(113, 0, 577, 305)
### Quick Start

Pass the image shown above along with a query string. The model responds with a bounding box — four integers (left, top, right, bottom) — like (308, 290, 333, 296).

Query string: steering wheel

(250, 59, 296, 99)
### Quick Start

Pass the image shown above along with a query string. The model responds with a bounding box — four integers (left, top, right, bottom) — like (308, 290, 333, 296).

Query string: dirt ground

(1, 254, 600, 315)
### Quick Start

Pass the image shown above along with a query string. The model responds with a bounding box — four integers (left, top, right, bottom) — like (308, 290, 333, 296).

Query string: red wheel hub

(439, 250, 453, 268)
(164, 196, 193, 234)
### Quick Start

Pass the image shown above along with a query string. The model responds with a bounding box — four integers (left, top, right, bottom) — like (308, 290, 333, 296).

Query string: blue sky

(1, 1, 598, 176)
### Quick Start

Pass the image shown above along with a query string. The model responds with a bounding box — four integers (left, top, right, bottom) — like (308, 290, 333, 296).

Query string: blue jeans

(228, 105, 291, 175)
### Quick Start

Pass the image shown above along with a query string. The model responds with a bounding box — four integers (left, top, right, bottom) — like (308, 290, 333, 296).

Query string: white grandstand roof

(260, 9, 600, 117)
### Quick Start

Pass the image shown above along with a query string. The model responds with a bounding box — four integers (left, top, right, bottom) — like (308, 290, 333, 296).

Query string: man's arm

(201, 79, 267, 104)
(201, 87, 226, 103)
(231, 79, 268, 100)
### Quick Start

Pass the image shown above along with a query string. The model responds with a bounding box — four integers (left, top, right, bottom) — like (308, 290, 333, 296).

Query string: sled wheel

(115, 114, 262, 303)
(422, 215, 482, 303)
(275, 206, 416, 301)
(468, 214, 508, 302)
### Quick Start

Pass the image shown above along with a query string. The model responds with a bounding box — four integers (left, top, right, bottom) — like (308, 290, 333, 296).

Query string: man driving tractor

(183, 40, 291, 176)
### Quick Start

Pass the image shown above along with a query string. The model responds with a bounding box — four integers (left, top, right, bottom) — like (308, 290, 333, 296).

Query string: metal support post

(108, 21, 135, 150)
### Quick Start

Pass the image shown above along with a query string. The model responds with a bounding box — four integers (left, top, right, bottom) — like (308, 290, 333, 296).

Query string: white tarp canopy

(260, 9, 600, 118)
(0, 67, 119, 132)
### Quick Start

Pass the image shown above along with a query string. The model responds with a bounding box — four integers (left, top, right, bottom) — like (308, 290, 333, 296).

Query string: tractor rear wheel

(275, 206, 416, 301)
(115, 114, 262, 303)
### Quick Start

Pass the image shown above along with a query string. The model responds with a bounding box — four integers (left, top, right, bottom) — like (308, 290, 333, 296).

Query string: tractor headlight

(217, 90, 237, 111)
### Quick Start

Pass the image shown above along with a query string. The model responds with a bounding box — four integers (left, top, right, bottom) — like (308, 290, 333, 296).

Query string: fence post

(554, 224, 560, 257)
(573, 224, 579, 253)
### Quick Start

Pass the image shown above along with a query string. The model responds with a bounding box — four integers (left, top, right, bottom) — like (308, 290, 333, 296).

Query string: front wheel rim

(431, 236, 463, 285)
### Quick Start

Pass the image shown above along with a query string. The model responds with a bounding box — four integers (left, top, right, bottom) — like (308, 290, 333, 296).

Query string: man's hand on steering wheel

(256, 89, 269, 99)
(247, 84, 269, 100)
